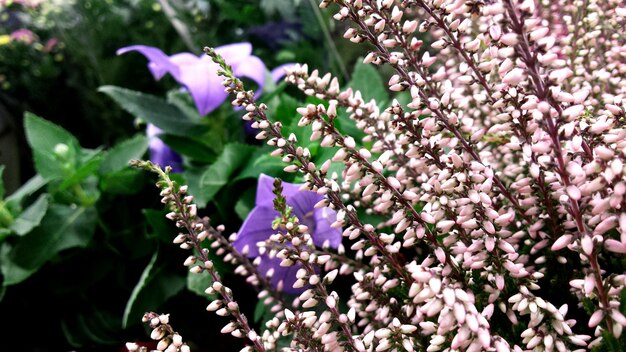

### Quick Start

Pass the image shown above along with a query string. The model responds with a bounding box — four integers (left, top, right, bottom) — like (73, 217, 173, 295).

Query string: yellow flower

(0, 35, 11, 46)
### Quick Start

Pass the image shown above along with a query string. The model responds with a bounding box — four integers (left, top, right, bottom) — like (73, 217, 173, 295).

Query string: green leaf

(99, 86, 208, 137)
(9, 194, 49, 236)
(0, 229, 11, 242)
(122, 251, 185, 328)
(234, 188, 256, 220)
(23, 112, 80, 156)
(253, 298, 276, 325)
(348, 61, 388, 107)
(254, 299, 267, 323)
(197, 143, 256, 206)
(5, 174, 47, 206)
(100, 168, 146, 195)
(186, 270, 216, 299)
(58, 154, 103, 191)
(142, 209, 173, 243)
(334, 115, 366, 142)
(24, 113, 79, 180)
(159, 134, 216, 163)
(1, 204, 96, 286)
(99, 134, 149, 175)
(62, 311, 120, 347)
(313, 147, 343, 179)
(235, 148, 286, 181)
(166, 89, 202, 121)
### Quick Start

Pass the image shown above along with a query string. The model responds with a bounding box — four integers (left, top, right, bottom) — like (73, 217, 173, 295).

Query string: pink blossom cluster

(135, 0, 626, 351)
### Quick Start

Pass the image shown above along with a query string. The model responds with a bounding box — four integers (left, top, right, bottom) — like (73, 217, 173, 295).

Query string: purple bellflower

(234, 174, 342, 294)
(117, 43, 296, 171)
(146, 124, 183, 172)
(117, 43, 267, 116)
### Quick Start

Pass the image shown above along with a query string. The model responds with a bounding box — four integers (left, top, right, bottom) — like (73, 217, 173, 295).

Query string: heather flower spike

(133, 0, 626, 350)
(234, 174, 342, 293)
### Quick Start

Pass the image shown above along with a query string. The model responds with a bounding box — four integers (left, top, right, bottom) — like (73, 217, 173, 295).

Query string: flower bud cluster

(125, 312, 189, 352)
(132, 161, 267, 352)
(135, 1, 626, 350)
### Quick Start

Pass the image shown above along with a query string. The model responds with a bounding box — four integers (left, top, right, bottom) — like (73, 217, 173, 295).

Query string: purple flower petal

(117, 45, 180, 81)
(169, 54, 228, 116)
(233, 55, 267, 96)
(237, 174, 343, 294)
(255, 174, 278, 207)
(146, 124, 183, 172)
(214, 42, 253, 67)
(233, 206, 280, 257)
(287, 191, 322, 220)
(270, 63, 298, 83)
(312, 207, 342, 248)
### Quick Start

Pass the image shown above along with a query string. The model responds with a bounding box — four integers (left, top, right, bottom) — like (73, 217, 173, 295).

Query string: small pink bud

(551, 234, 573, 251)
(502, 68, 524, 86)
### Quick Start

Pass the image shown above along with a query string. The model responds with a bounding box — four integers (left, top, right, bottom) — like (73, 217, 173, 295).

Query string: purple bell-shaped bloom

(233, 174, 342, 294)
(117, 43, 296, 170)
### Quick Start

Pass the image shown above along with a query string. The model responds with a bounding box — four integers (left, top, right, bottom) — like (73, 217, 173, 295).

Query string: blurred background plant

(0, 0, 373, 350)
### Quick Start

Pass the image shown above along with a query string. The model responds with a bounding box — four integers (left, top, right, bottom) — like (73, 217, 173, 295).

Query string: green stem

(308, 0, 350, 82)
(72, 184, 95, 207)
(0, 201, 14, 227)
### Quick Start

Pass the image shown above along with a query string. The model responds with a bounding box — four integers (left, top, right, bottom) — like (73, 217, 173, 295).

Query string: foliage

(3, 0, 626, 351)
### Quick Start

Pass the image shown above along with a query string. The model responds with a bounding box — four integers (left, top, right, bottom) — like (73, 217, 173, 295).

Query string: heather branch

(270, 178, 359, 351)
(129, 312, 190, 352)
(199, 218, 288, 310)
(501, 0, 615, 333)
(332, 0, 530, 222)
(203, 46, 414, 290)
(130, 160, 266, 352)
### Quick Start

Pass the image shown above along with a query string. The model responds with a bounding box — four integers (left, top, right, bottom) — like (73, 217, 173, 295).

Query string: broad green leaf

(186, 270, 216, 299)
(235, 148, 286, 181)
(61, 310, 121, 347)
(260, 0, 298, 17)
(198, 143, 256, 206)
(98, 86, 208, 137)
(234, 187, 256, 221)
(313, 147, 343, 180)
(122, 251, 185, 328)
(273, 93, 300, 125)
(1, 204, 97, 286)
(254, 299, 268, 323)
(9, 194, 49, 236)
(58, 155, 103, 192)
(348, 61, 388, 107)
(182, 166, 206, 206)
(0, 229, 11, 242)
(5, 174, 47, 206)
(99, 168, 145, 195)
(123, 251, 156, 328)
(31, 151, 67, 181)
(159, 134, 216, 163)
(24, 113, 79, 180)
(166, 89, 202, 121)
(23, 112, 80, 156)
(334, 115, 366, 142)
(142, 208, 173, 243)
(99, 134, 149, 175)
